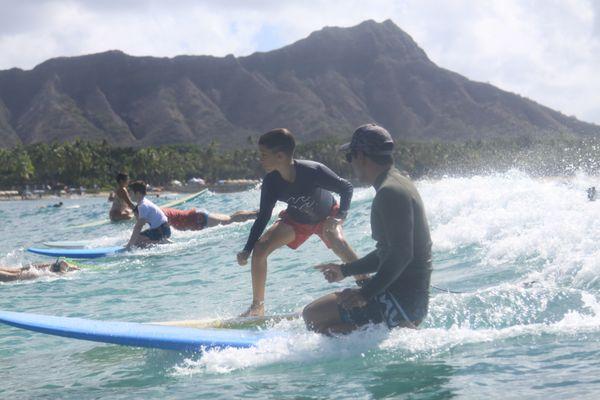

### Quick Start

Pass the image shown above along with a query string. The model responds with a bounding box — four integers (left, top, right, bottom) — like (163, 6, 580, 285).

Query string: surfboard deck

(154, 312, 301, 329)
(42, 240, 94, 249)
(73, 189, 208, 229)
(0, 310, 275, 351)
(27, 246, 125, 259)
(73, 218, 127, 229)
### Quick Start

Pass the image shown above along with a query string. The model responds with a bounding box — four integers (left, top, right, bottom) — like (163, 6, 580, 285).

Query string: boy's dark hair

(116, 172, 129, 183)
(258, 128, 295, 156)
(129, 181, 147, 195)
(365, 153, 394, 167)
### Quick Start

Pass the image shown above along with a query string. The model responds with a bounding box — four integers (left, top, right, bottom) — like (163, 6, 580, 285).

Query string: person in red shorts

(162, 207, 257, 231)
(236, 128, 363, 317)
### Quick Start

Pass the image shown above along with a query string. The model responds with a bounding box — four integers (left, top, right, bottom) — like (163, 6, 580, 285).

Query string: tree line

(1, 135, 600, 189)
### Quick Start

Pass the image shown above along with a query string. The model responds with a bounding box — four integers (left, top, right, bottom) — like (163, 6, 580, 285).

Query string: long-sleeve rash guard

(341, 168, 432, 301)
(243, 160, 353, 253)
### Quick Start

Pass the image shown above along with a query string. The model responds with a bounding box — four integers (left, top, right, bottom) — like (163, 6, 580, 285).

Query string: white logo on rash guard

(286, 196, 316, 212)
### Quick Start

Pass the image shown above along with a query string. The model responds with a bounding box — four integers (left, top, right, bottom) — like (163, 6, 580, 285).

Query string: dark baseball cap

(339, 124, 394, 155)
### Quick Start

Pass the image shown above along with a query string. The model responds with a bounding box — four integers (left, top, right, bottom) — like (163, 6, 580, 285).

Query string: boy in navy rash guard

(236, 128, 362, 317)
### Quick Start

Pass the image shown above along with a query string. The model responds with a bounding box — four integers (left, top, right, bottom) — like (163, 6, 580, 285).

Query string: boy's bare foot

(231, 210, 259, 223)
(239, 301, 264, 317)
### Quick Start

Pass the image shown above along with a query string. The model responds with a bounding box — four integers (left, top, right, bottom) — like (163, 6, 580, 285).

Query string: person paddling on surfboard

(109, 172, 135, 222)
(40, 201, 63, 209)
(236, 128, 361, 317)
(162, 208, 257, 231)
(302, 124, 433, 334)
(126, 181, 172, 249)
(0, 260, 79, 282)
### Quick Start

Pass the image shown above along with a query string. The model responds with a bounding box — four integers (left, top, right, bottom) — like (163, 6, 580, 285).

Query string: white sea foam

(424, 170, 600, 287)
(172, 293, 600, 376)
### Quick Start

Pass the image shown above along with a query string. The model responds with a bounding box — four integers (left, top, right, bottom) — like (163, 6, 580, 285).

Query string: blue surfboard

(27, 246, 126, 259)
(0, 310, 275, 351)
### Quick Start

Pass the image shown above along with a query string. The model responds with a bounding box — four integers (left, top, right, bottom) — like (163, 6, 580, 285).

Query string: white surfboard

(153, 312, 301, 329)
(42, 240, 94, 249)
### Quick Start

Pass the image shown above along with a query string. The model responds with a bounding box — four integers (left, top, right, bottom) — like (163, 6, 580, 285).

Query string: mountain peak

(241, 19, 429, 79)
(299, 19, 428, 63)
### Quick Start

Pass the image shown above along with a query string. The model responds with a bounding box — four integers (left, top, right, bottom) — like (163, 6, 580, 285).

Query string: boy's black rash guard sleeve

(243, 176, 277, 253)
(313, 163, 353, 219)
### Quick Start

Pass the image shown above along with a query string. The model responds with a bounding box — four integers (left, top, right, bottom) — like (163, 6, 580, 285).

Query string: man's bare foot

(240, 301, 265, 317)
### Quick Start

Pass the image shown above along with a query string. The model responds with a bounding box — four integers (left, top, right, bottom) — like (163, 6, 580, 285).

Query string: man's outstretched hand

(314, 263, 344, 283)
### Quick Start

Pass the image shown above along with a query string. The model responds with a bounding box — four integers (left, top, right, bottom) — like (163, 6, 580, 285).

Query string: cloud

(391, 1, 600, 121)
(0, 0, 598, 124)
(591, 0, 600, 36)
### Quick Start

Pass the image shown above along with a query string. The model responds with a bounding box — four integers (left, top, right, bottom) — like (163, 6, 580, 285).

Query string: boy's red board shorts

(279, 203, 339, 249)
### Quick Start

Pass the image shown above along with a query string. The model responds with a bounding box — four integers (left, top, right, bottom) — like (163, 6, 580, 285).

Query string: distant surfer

(162, 207, 258, 231)
(303, 124, 433, 334)
(126, 181, 172, 249)
(0, 260, 79, 282)
(236, 128, 360, 317)
(588, 186, 596, 201)
(109, 172, 135, 221)
(40, 201, 63, 209)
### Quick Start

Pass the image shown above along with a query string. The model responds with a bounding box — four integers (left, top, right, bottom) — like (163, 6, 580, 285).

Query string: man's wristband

(340, 263, 349, 277)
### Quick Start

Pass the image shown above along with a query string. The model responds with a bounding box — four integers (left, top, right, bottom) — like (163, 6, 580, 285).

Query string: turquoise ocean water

(2, 171, 600, 399)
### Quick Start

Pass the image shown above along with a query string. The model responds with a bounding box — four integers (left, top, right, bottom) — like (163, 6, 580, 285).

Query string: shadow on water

(365, 361, 457, 399)
(72, 345, 208, 386)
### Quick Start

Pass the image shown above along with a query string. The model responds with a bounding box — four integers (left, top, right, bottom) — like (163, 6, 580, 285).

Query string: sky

(0, 0, 599, 124)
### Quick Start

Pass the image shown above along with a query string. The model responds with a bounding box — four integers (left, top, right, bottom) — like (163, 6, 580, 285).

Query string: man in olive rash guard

(237, 128, 361, 317)
(303, 124, 433, 334)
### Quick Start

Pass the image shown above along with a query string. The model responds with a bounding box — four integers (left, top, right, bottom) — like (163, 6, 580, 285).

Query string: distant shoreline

(0, 180, 261, 202)
(0, 191, 137, 202)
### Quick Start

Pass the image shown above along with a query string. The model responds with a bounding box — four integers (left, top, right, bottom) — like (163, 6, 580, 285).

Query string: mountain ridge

(0, 19, 597, 147)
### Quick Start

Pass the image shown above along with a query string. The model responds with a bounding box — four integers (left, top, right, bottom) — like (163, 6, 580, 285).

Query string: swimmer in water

(40, 201, 63, 209)
(0, 260, 79, 282)
(588, 186, 596, 202)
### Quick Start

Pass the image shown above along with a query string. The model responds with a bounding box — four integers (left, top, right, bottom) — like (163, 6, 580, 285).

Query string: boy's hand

(323, 216, 343, 233)
(237, 250, 250, 266)
(314, 263, 344, 282)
